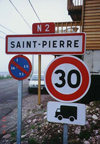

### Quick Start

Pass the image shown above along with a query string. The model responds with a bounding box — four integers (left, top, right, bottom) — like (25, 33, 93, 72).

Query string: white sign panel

(47, 101, 86, 125)
(6, 33, 85, 54)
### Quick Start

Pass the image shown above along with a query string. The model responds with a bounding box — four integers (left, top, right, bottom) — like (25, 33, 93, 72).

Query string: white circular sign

(52, 63, 82, 95)
(45, 56, 91, 102)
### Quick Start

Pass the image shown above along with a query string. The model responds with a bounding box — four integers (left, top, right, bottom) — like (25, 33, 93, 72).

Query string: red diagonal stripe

(11, 60, 28, 75)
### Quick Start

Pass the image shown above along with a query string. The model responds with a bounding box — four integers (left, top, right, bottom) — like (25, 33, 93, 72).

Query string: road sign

(47, 102, 86, 125)
(45, 56, 91, 102)
(6, 33, 85, 55)
(8, 55, 32, 80)
(32, 22, 55, 33)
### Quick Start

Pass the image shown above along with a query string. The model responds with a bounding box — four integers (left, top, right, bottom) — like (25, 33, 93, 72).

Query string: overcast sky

(0, 0, 71, 73)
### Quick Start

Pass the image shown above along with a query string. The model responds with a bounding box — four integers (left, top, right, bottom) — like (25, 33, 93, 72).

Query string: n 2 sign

(45, 56, 91, 103)
(32, 22, 55, 34)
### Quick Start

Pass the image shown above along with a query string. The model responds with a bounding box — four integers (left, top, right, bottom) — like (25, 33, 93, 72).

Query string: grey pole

(63, 124, 68, 144)
(17, 80, 23, 144)
(32, 55, 34, 74)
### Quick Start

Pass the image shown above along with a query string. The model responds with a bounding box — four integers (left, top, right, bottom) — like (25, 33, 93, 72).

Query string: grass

(10, 131, 16, 143)
(79, 130, 91, 140)
(0, 75, 12, 80)
(31, 125, 35, 129)
(42, 133, 62, 144)
(28, 137, 39, 144)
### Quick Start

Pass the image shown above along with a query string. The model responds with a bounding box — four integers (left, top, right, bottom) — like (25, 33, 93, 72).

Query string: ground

(0, 94, 100, 144)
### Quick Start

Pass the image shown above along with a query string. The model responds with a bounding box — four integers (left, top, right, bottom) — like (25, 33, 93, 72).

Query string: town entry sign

(6, 33, 85, 55)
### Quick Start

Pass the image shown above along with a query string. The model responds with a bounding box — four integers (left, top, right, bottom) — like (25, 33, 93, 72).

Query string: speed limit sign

(45, 56, 91, 102)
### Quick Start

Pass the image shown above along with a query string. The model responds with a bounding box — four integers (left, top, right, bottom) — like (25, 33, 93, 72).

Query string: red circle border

(45, 56, 91, 102)
(8, 55, 32, 80)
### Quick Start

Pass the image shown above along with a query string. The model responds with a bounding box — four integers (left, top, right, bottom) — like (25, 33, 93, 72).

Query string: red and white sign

(6, 33, 85, 55)
(45, 56, 91, 102)
(32, 22, 55, 34)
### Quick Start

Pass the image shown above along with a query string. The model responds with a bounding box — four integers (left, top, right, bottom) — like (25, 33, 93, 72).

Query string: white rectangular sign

(47, 101, 86, 125)
(6, 33, 85, 54)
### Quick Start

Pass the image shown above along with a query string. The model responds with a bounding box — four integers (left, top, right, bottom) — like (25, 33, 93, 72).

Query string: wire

(0, 24, 15, 33)
(0, 36, 5, 39)
(28, 0, 41, 22)
(0, 30, 6, 35)
(9, 0, 31, 30)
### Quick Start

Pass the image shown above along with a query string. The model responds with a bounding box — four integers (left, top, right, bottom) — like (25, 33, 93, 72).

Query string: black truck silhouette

(55, 105, 77, 121)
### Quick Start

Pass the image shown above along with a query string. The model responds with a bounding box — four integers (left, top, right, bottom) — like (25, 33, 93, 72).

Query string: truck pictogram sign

(47, 102, 86, 125)
(55, 105, 77, 122)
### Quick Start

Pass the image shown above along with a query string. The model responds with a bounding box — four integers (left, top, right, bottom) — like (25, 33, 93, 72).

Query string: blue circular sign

(9, 55, 32, 80)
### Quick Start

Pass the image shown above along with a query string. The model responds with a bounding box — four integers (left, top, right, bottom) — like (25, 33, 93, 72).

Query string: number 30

(54, 69, 81, 88)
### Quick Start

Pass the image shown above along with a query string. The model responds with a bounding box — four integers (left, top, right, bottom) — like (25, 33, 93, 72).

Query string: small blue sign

(9, 55, 32, 80)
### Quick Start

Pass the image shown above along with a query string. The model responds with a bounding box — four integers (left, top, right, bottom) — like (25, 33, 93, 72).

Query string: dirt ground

(0, 94, 100, 144)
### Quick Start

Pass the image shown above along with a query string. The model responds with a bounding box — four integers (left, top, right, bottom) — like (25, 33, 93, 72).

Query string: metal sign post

(63, 124, 68, 144)
(32, 22, 55, 105)
(38, 55, 41, 105)
(17, 80, 23, 144)
(47, 101, 86, 143)
(8, 55, 32, 144)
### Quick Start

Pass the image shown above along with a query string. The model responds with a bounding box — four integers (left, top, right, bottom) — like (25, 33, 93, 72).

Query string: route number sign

(45, 56, 91, 102)
(32, 22, 55, 33)
(8, 55, 32, 80)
